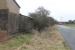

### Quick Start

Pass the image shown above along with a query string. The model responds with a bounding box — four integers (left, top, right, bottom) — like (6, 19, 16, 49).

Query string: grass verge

(65, 24, 75, 28)
(0, 33, 32, 50)
(0, 26, 71, 50)
(18, 26, 71, 50)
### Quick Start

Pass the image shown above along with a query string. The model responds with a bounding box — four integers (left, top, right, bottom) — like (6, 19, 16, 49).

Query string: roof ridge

(13, 0, 20, 8)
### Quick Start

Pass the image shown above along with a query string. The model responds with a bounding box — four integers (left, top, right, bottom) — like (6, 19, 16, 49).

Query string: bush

(29, 7, 56, 32)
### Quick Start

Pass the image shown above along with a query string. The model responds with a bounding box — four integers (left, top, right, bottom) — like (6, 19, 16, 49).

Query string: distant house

(0, 0, 20, 34)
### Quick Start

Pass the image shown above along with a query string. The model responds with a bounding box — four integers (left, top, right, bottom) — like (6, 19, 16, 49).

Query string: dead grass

(0, 26, 71, 50)
(17, 26, 71, 50)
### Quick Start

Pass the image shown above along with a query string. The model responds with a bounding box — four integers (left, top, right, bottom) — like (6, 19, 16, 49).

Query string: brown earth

(0, 31, 8, 42)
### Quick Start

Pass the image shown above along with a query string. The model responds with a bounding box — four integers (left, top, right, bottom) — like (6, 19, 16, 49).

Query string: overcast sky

(16, 0, 75, 21)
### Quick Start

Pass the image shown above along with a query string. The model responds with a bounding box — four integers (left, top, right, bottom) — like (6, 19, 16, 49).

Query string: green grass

(65, 24, 75, 28)
(0, 33, 32, 50)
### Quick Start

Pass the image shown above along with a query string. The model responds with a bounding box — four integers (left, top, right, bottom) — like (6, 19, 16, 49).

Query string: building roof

(13, 0, 20, 8)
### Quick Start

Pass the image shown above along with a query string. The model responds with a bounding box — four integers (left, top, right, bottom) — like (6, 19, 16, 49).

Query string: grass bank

(0, 33, 32, 50)
(0, 26, 71, 50)
(17, 26, 71, 50)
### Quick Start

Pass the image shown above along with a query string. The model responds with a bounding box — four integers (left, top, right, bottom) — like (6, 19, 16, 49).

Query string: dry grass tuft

(18, 26, 71, 50)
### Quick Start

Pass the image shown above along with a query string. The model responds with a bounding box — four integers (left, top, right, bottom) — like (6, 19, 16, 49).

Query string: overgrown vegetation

(16, 26, 70, 50)
(0, 26, 70, 50)
(18, 7, 56, 33)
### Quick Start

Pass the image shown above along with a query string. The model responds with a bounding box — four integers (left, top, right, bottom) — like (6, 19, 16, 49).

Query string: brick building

(0, 0, 20, 40)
